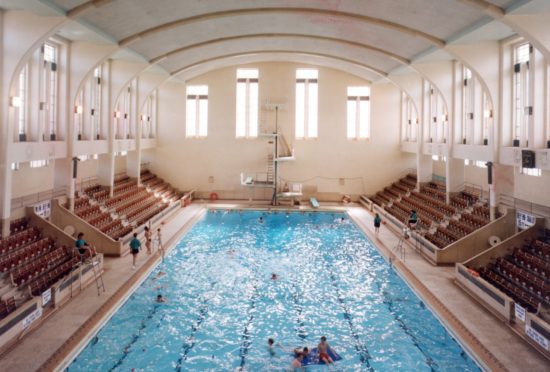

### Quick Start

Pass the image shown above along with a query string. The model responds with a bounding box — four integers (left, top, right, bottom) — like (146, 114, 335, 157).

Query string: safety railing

(11, 187, 68, 211)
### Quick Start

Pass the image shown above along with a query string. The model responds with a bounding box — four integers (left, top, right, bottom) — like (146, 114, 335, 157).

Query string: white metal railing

(498, 194, 550, 218)
(11, 187, 68, 211)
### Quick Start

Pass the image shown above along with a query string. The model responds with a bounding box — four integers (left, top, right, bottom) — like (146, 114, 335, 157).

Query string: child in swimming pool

(318, 336, 334, 365)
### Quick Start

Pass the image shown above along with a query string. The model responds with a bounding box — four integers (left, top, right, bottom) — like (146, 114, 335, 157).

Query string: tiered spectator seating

(473, 238, 550, 313)
(367, 173, 497, 249)
(0, 221, 81, 321)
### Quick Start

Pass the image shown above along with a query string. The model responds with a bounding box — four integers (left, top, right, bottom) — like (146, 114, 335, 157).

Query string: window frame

(295, 69, 318, 139)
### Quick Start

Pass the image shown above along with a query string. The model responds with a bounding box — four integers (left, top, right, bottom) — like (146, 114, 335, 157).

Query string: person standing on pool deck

(156, 227, 165, 262)
(130, 233, 141, 269)
(374, 213, 382, 234)
(144, 226, 152, 254)
(318, 336, 334, 365)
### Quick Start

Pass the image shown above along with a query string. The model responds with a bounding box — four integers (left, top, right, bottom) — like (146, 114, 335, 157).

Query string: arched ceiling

(1, 0, 544, 80)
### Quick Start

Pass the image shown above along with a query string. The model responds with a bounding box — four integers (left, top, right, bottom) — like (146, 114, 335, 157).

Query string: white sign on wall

(526, 325, 549, 351)
(22, 307, 43, 330)
(515, 303, 526, 322)
(516, 211, 536, 230)
(34, 200, 52, 218)
(42, 288, 52, 306)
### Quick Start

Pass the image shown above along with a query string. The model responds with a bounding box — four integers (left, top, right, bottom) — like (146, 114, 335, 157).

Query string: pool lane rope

(327, 269, 374, 371)
(174, 281, 217, 371)
(238, 279, 261, 369)
(290, 282, 308, 340)
(106, 304, 161, 372)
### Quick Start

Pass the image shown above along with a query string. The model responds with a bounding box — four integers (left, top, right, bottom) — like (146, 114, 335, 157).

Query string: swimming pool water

(69, 211, 480, 371)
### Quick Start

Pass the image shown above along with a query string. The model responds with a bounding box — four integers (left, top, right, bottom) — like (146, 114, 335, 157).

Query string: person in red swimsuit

(317, 336, 334, 365)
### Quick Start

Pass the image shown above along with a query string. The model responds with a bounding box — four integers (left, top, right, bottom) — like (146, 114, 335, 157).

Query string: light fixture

(75, 105, 83, 114)
(440, 114, 448, 122)
(140, 114, 147, 121)
(10, 96, 21, 107)
(114, 111, 121, 119)
(484, 109, 493, 119)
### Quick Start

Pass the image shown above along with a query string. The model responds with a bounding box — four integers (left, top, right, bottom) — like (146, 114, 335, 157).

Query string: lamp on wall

(483, 109, 493, 119)
(114, 111, 121, 119)
(440, 114, 448, 122)
(74, 105, 83, 114)
(10, 96, 21, 107)
(140, 114, 147, 121)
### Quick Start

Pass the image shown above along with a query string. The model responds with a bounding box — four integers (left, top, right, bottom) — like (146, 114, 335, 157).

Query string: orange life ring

(209, 192, 219, 201)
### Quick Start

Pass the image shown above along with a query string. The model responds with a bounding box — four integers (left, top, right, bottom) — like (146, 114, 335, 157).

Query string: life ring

(342, 195, 351, 203)
(209, 192, 219, 201)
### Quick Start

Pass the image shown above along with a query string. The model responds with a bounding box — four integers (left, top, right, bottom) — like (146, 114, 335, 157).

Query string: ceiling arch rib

(117, 7, 446, 48)
(149, 33, 410, 66)
(169, 50, 388, 78)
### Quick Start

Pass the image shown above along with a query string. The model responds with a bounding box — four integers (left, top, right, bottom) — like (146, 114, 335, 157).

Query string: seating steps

(473, 238, 550, 313)
(0, 219, 80, 321)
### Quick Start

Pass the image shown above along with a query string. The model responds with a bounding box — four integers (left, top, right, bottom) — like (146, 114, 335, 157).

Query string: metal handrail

(11, 187, 68, 211)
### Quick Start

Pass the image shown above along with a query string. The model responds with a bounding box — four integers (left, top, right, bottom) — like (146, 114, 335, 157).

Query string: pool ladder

(91, 254, 105, 296)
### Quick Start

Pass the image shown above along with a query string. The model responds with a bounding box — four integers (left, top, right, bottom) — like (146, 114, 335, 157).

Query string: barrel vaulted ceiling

(2, 0, 549, 81)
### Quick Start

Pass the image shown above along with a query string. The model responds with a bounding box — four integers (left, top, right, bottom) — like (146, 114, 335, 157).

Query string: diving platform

(276, 183, 303, 199)
(240, 173, 275, 188)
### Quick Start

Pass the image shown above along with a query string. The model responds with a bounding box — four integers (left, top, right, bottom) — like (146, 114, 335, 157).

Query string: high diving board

(276, 183, 302, 199)
(240, 173, 274, 188)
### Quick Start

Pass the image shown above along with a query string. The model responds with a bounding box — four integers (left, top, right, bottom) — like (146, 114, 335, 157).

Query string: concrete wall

(152, 62, 416, 200)
(49, 199, 123, 256)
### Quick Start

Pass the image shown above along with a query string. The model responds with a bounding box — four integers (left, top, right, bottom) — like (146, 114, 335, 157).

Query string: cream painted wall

(514, 169, 550, 207)
(433, 159, 446, 179)
(465, 164, 489, 191)
(151, 62, 415, 199)
(11, 163, 54, 199)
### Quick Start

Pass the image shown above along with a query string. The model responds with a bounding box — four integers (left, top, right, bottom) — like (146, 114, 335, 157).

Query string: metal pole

(272, 106, 279, 205)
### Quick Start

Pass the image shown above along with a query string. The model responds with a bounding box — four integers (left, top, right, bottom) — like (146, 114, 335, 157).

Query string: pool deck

(0, 202, 548, 371)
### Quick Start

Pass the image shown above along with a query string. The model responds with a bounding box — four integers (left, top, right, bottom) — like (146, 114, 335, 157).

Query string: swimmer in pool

(318, 336, 334, 365)
(156, 294, 166, 303)
(259, 216, 264, 223)
(293, 346, 309, 358)
(271, 273, 278, 280)
(291, 353, 304, 370)
(152, 271, 166, 281)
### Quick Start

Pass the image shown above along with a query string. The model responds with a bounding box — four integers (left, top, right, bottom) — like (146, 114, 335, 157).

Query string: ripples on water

(69, 211, 479, 371)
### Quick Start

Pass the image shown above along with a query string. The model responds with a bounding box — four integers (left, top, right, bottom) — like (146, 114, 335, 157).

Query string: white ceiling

(0, 0, 544, 80)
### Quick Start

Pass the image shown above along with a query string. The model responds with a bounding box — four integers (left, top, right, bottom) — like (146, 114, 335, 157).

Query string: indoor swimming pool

(68, 210, 480, 371)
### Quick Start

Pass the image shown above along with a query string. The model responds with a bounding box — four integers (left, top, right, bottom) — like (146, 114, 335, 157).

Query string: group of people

(268, 336, 336, 370)
(372, 209, 417, 235)
(129, 226, 164, 269)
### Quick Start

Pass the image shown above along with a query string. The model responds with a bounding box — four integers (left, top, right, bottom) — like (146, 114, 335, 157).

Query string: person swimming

(291, 353, 304, 370)
(271, 273, 278, 280)
(318, 336, 334, 365)
(259, 216, 264, 223)
(156, 294, 166, 303)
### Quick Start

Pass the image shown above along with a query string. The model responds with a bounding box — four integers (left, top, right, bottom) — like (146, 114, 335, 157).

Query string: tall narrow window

(186, 85, 208, 138)
(91, 66, 102, 140)
(462, 67, 474, 144)
(347, 86, 370, 139)
(513, 43, 531, 147)
(18, 65, 29, 139)
(41, 43, 58, 140)
(295, 69, 318, 139)
(236, 69, 259, 138)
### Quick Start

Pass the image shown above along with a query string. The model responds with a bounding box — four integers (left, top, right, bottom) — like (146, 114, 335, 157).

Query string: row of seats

(8, 218, 29, 234)
(76, 205, 102, 221)
(0, 227, 41, 254)
(0, 298, 16, 320)
(11, 246, 71, 287)
(411, 190, 456, 216)
(126, 198, 159, 222)
(474, 237, 550, 313)
(460, 213, 489, 229)
(28, 256, 81, 297)
(105, 187, 146, 208)
(0, 220, 81, 321)
(0, 237, 55, 273)
(402, 195, 446, 222)
(135, 203, 168, 226)
(115, 192, 152, 215)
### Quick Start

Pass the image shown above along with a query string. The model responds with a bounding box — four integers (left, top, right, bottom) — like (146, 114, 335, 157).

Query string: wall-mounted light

(440, 114, 448, 122)
(10, 96, 21, 107)
(114, 111, 121, 119)
(140, 114, 147, 121)
(484, 109, 493, 119)
(74, 105, 83, 114)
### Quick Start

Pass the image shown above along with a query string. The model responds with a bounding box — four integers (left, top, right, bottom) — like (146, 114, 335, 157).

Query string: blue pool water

(69, 211, 479, 371)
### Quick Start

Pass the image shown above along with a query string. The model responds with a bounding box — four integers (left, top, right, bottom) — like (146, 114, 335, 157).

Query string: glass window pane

(186, 99, 196, 137)
(248, 82, 259, 137)
(295, 82, 305, 138)
(199, 99, 208, 136)
(236, 82, 246, 137)
(307, 82, 318, 138)
(347, 101, 356, 139)
(359, 99, 370, 138)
